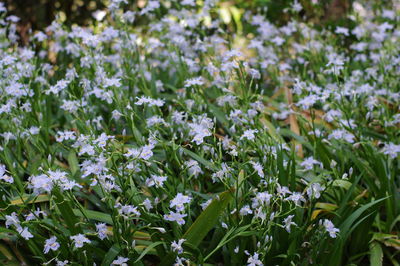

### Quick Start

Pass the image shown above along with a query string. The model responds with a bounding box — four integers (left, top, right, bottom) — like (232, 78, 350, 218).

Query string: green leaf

(183, 189, 233, 246)
(370, 241, 383, 266)
(72, 209, 113, 225)
(390, 215, 400, 232)
(134, 241, 164, 262)
(204, 224, 252, 262)
(181, 147, 218, 171)
(315, 202, 338, 211)
(160, 189, 234, 265)
(327, 197, 387, 266)
(10, 194, 50, 205)
(336, 174, 362, 216)
(206, 103, 231, 134)
(53, 189, 81, 235)
(260, 116, 283, 143)
(101, 244, 120, 266)
(339, 197, 386, 240)
(332, 179, 352, 190)
(67, 151, 79, 176)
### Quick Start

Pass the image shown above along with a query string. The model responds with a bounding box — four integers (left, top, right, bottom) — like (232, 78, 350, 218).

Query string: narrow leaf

(134, 241, 164, 262)
(370, 241, 383, 266)
(160, 189, 233, 266)
(101, 244, 120, 266)
(183, 189, 233, 246)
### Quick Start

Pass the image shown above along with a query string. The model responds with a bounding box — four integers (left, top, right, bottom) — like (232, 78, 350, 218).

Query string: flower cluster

(0, 0, 399, 265)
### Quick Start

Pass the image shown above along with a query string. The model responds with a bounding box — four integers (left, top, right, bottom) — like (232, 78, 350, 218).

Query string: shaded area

(4, 0, 353, 44)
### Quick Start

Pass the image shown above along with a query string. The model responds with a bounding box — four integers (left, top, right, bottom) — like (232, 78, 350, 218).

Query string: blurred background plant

(5, 0, 354, 44)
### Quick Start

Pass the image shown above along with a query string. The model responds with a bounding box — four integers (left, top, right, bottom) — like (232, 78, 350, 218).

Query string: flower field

(0, 0, 399, 265)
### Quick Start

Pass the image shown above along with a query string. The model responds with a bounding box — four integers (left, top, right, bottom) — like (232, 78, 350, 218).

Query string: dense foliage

(0, 1, 399, 265)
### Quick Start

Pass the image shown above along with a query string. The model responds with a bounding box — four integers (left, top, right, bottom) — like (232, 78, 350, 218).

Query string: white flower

(325, 54, 345, 74)
(283, 215, 296, 233)
(306, 183, 324, 199)
(5, 212, 20, 228)
(94, 133, 114, 148)
(211, 163, 232, 183)
(56, 260, 69, 266)
(125, 143, 155, 160)
(18, 227, 34, 240)
(103, 77, 121, 88)
(171, 111, 186, 124)
(25, 209, 47, 221)
(234, 246, 239, 253)
(164, 211, 187, 225)
(0, 164, 13, 183)
(112, 110, 123, 120)
(222, 49, 243, 61)
(46, 79, 70, 95)
(44, 236, 60, 254)
(79, 143, 95, 156)
(116, 204, 141, 217)
(29, 170, 81, 192)
(56, 130, 76, 142)
(154, 227, 166, 234)
(174, 257, 188, 266)
(185, 160, 203, 177)
(324, 109, 343, 122)
(147, 116, 166, 127)
(112, 256, 129, 266)
(252, 192, 272, 208)
(28, 174, 53, 194)
(247, 252, 263, 266)
(248, 68, 261, 79)
(239, 205, 253, 216)
(254, 207, 267, 221)
(181, 0, 196, 6)
(250, 161, 264, 178)
(170, 193, 192, 212)
(217, 95, 237, 107)
(381, 143, 400, 159)
(70, 234, 91, 248)
(240, 129, 258, 141)
(297, 95, 319, 109)
(328, 129, 355, 143)
(135, 96, 165, 107)
(188, 116, 214, 145)
(184, 77, 204, 87)
(96, 223, 108, 240)
(143, 198, 153, 211)
(335, 26, 349, 36)
(92, 10, 107, 21)
(61, 100, 81, 113)
(139, 0, 160, 15)
(321, 219, 340, 238)
(60, 179, 82, 191)
(300, 157, 323, 170)
(171, 239, 185, 254)
(230, 109, 244, 124)
(291, 0, 302, 12)
(146, 175, 167, 188)
(285, 192, 305, 206)
(140, 144, 155, 160)
(201, 199, 212, 210)
(276, 184, 291, 196)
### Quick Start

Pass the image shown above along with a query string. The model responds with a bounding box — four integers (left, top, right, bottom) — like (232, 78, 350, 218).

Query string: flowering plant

(0, 0, 399, 265)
